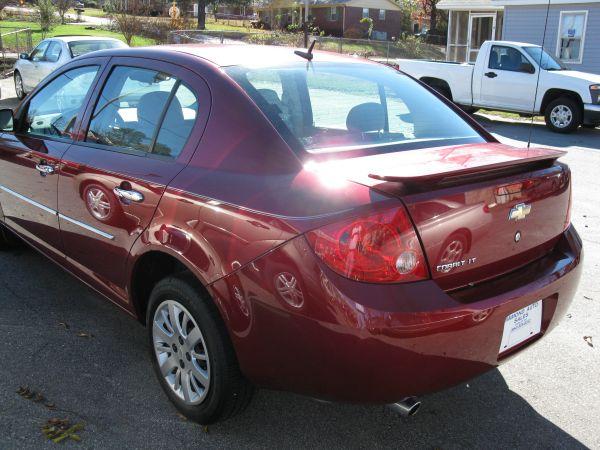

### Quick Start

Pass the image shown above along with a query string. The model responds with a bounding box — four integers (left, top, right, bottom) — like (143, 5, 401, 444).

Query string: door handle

(113, 187, 144, 203)
(35, 163, 55, 176)
(485, 72, 498, 78)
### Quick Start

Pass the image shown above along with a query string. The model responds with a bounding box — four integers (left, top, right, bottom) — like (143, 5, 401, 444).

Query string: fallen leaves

(42, 418, 85, 443)
(16, 386, 56, 410)
(76, 331, 94, 339)
(584, 336, 594, 348)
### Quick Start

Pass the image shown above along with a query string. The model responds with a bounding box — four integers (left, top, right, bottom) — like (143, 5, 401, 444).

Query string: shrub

(343, 27, 365, 39)
(36, 0, 57, 37)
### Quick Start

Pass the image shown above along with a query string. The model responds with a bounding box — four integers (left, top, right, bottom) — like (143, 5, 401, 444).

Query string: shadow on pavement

(476, 114, 600, 151)
(0, 247, 586, 448)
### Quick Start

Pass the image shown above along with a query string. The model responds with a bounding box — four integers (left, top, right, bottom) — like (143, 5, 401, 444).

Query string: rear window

(225, 62, 484, 155)
(69, 40, 126, 58)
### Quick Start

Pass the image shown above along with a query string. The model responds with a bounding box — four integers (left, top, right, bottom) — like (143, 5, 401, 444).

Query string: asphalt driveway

(0, 77, 599, 448)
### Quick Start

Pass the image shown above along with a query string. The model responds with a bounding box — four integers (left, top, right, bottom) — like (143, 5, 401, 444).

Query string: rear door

(0, 62, 103, 258)
(477, 45, 537, 112)
(57, 57, 210, 302)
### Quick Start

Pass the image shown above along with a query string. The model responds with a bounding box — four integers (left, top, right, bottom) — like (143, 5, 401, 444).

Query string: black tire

(544, 97, 581, 133)
(14, 71, 25, 100)
(147, 275, 253, 424)
(0, 223, 22, 250)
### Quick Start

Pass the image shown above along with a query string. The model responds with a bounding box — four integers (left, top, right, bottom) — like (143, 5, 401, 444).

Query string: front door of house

(468, 14, 496, 63)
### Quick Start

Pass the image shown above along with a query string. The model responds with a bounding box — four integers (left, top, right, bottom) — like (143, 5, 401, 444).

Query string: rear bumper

(213, 226, 583, 403)
(583, 103, 600, 126)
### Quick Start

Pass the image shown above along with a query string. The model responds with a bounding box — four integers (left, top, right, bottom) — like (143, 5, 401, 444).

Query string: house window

(556, 10, 588, 64)
(328, 7, 339, 21)
(362, 8, 369, 19)
(379, 9, 385, 20)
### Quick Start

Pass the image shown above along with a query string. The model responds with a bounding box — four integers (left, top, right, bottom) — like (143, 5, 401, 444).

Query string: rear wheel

(147, 275, 253, 424)
(14, 72, 25, 100)
(544, 97, 581, 133)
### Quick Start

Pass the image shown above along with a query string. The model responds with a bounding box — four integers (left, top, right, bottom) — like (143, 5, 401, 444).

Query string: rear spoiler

(368, 150, 566, 187)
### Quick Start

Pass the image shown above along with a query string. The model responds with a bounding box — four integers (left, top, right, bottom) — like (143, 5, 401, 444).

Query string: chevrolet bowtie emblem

(508, 203, 532, 221)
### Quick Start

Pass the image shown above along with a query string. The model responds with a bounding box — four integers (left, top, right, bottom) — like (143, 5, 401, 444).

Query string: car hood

(547, 69, 600, 84)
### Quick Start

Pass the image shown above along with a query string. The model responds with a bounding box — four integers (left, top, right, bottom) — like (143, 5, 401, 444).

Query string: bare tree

(56, 0, 73, 25)
(109, 0, 145, 46)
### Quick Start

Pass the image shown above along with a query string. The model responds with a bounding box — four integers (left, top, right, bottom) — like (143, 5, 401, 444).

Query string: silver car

(14, 36, 128, 99)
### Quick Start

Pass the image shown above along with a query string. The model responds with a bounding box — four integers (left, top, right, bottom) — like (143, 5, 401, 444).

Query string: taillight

(306, 205, 429, 283)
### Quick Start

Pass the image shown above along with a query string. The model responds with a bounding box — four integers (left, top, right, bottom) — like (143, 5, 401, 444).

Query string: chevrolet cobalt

(0, 45, 582, 424)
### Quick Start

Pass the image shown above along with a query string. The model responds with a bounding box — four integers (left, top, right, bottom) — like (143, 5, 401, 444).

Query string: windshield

(523, 47, 567, 70)
(225, 62, 484, 155)
(69, 40, 126, 58)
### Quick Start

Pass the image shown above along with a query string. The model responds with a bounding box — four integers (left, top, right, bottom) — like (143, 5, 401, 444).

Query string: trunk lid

(310, 143, 570, 290)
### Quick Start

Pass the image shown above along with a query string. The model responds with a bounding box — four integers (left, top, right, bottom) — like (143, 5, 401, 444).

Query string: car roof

(49, 35, 124, 43)
(80, 44, 379, 68)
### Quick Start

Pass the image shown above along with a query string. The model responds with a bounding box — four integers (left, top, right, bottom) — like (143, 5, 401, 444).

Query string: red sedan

(0, 44, 582, 424)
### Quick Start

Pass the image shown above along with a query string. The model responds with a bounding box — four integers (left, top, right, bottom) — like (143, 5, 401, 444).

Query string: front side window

(556, 11, 587, 63)
(379, 9, 385, 20)
(226, 63, 484, 155)
(23, 65, 99, 138)
(30, 41, 49, 62)
(362, 8, 369, 19)
(86, 66, 198, 157)
(489, 46, 532, 72)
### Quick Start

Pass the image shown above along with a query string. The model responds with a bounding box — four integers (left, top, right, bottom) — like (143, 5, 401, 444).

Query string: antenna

(294, 39, 316, 61)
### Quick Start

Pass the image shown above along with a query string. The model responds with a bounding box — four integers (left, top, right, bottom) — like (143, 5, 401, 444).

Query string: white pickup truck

(397, 40, 600, 133)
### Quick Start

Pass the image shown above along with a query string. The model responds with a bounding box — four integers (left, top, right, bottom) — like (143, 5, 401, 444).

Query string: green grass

(0, 19, 154, 47)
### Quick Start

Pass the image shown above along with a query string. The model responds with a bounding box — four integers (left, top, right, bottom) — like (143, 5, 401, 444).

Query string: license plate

(499, 300, 542, 353)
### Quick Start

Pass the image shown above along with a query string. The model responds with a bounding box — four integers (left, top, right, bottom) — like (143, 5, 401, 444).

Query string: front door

(0, 64, 102, 258)
(58, 57, 209, 303)
(467, 14, 496, 63)
(478, 44, 537, 111)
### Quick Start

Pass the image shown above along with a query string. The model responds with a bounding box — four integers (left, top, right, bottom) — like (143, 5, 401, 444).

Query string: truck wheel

(147, 275, 254, 424)
(544, 97, 581, 133)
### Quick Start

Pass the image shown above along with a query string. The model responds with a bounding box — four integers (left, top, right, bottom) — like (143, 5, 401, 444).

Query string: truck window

(489, 46, 532, 73)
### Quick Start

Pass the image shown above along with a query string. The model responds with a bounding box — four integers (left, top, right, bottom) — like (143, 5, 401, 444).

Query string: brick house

(256, 0, 404, 40)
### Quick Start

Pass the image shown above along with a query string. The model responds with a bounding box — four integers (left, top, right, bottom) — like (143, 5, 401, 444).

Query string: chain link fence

(169, 30, 445, 63)
(0, 27, 33, 73)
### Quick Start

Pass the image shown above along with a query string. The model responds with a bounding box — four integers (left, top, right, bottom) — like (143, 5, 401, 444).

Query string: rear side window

(23, 65, 99, 139)
(86, 66, 198, 157)
(45, 41, 62, 63)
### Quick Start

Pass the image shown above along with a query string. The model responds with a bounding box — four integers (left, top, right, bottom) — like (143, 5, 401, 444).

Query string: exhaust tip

(388, 397, 421, 417)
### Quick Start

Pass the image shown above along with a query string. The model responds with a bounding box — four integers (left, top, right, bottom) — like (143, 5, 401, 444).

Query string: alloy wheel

(152, 300, 210, 405)
(15, 74, 23, 99)
(550, 105, 573, 129)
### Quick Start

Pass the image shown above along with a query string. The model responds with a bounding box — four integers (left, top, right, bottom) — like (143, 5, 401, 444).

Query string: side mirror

(19, 53, 30, 60)
(0, 109, 14, 132)
(520, 63, 535, 74)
